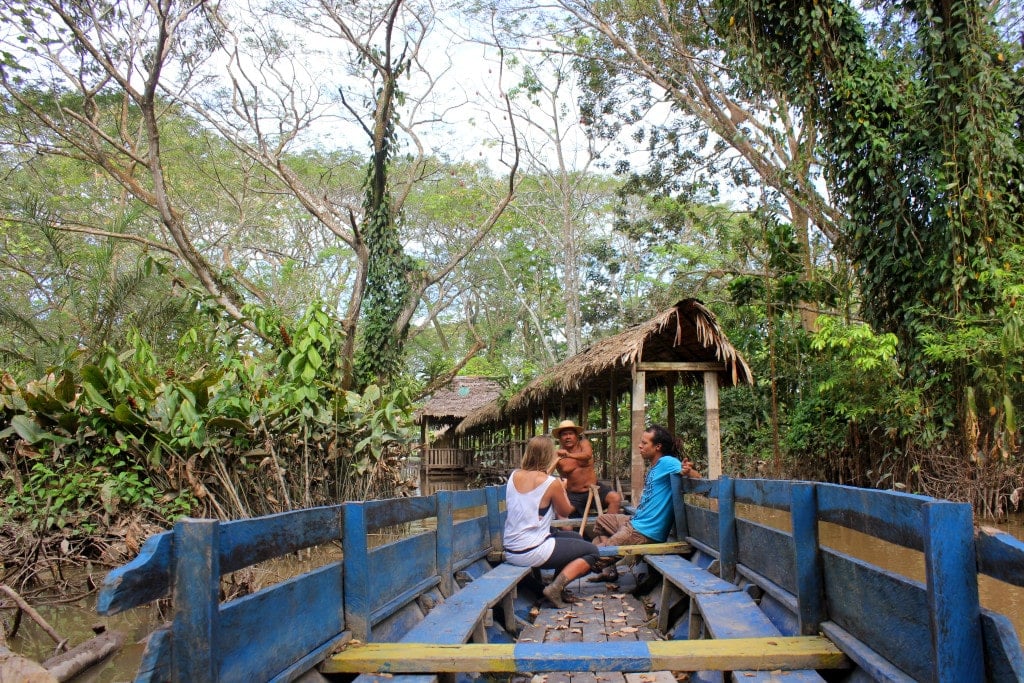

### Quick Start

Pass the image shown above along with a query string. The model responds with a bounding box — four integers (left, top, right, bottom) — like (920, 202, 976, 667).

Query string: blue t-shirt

(630, 455, 681, 542)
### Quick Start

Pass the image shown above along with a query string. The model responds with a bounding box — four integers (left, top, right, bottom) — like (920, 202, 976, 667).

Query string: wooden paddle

(578, 487, 594, 535)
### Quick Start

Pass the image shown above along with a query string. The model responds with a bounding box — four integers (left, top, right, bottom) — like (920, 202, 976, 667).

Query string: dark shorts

(540, 528, 599, 573)
(566, 482, 615, 518)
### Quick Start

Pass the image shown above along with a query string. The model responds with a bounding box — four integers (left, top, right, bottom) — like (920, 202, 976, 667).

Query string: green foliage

(0, 298, 416, 539)
(717, 0, 1024, 463)
(810, 317, 901, 424)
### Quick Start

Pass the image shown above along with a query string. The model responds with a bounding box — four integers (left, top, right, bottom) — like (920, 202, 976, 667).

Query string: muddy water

(5, 475, 1022, 681)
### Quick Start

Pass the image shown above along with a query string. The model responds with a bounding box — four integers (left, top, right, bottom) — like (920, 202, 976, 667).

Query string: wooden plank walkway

(517, 565, 664, 683)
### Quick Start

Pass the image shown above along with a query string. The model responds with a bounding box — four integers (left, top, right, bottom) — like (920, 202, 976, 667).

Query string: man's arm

(559, 438, 594, 465)
(555, 454, 579, 475)
(682, 457, 702, 479)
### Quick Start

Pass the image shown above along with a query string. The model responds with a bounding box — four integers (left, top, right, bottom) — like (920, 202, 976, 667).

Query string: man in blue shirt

(587, 424, 701, 582)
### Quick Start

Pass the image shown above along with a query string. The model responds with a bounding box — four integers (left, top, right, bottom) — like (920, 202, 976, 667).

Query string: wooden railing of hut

(423, 448, 473, 474)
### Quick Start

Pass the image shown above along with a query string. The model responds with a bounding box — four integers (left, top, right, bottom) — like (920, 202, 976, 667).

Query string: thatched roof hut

(458, 299, 752, 432)
(455, 299, 752, 487)
(416, 376, 503, 426)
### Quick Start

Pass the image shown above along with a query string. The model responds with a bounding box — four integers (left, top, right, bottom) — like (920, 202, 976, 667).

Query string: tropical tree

(486, 0, 844, 334)
(716, 0, 1023, 475)
(0, 0, 522, 392)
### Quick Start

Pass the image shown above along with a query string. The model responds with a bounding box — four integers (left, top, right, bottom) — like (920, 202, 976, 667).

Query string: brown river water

(5, 475, 1023, 681)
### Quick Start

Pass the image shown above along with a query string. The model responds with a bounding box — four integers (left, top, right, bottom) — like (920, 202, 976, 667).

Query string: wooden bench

(398, 563, 531, 644)
(645, 554, 826, 683)
(328, 562, 532, 683)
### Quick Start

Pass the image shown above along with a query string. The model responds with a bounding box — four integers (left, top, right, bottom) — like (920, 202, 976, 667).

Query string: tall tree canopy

(715, 0, 1023, 458)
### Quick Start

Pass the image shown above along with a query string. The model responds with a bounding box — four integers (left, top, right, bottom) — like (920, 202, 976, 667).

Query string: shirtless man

(551, 420, 622, 517)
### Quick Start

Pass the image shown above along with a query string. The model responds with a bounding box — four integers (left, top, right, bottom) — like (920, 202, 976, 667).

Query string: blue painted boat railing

(98, 478, 1024, 682)
(673, 476, 1024, 682)
(98, 486, 507, 682)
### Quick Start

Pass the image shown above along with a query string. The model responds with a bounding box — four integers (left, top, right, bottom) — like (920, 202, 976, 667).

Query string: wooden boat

(98, 476, 1024, 682)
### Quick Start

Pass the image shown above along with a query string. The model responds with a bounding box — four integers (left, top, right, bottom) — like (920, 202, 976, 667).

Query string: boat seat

(335, 562, 532, 683)
(398, 562, 531, 644)
(645, 555, 826, 683)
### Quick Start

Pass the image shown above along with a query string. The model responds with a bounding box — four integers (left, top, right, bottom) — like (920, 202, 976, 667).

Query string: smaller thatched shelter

(456, 299, 753, 496)
(415, 376, 503, 450)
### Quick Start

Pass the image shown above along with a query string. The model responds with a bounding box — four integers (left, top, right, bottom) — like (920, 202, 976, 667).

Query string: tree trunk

(0, 647, 57, 683)
(42, 631, 126, 682)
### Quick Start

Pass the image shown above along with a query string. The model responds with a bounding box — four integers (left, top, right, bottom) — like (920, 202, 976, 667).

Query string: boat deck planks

(522, 567, 664, 683)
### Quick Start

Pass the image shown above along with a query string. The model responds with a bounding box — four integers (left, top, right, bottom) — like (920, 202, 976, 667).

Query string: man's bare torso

(556, 440, 597, 493)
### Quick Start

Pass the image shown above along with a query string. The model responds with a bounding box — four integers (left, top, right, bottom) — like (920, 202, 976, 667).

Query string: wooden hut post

(666, 373, 676, 436)
(608, 381, 618, 483)
(542, 404, 549, 436)
(421, 420, 429, 475)
(631, 366, 646, 504)
(704, 370, 722, 478)
(600, 396, 608, 472)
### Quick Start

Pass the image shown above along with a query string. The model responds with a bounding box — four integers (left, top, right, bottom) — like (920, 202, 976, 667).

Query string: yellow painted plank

(325, 643, 518, 673)
(494, 541, 690, 562)
(322, 637, 850, 674)
(647, 637, 849, 671)
(615, 542, 691, 556)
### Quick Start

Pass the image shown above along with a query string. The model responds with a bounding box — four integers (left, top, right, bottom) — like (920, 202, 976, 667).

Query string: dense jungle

(0, 0, 1022, 660)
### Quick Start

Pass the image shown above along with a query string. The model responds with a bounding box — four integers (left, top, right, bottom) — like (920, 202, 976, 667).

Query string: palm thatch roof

(414, 376, 504, 425)
(456, 299, 752, 434)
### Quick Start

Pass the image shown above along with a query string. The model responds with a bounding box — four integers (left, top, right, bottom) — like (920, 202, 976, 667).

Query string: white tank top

(502, 471, 557, 567)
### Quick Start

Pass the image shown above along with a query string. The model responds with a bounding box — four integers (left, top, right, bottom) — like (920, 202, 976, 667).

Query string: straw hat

(551, 419, 584, 438)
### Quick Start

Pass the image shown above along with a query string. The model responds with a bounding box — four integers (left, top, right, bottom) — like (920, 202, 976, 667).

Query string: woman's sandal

(586, 565, 619, 583)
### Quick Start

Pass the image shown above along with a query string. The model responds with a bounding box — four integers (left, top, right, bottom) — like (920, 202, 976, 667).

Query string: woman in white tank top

(503, 436, 600, 607)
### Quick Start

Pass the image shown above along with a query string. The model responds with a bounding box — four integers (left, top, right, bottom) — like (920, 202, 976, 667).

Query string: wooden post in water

(609, 382, 619, 485)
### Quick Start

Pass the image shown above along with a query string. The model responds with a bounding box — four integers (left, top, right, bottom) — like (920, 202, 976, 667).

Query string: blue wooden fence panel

(219, 562, 344, 682)
(436, 490, 456, 596)
(485, 485, 504, 550)
(343, 502, 372, 640)
(683, 503, 718, 550)
(816, 483, 930, 550)
(369, 533, 438, 613)
(922, 502, 984, 681)
(821, 549, 931, 680)
(362, 496, 438, 530)
(735, 518, 796, 594)
(98, 530, 172, 615)
(791, 483, 825, 635)
(975, 527, 1024, 587)
(717, 476, 737, 582)
(172, 519, 219, 681)
(99, 506, 345, 616)
(217, 505, 344, 573)
(453, 517, 491, 566)
(980, 611, 1024, 681)
(733, 478, 794, 511)
(452, 487, 489, 510)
